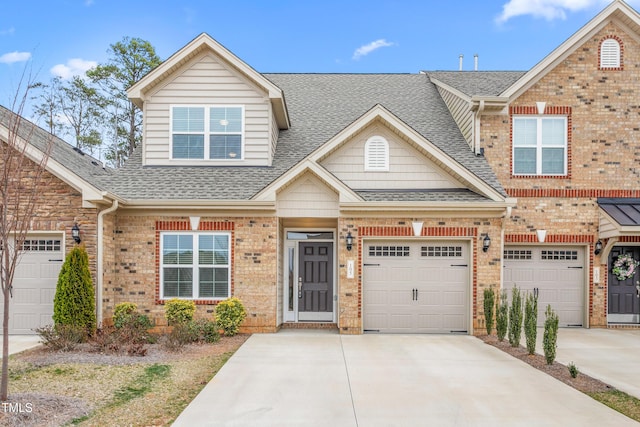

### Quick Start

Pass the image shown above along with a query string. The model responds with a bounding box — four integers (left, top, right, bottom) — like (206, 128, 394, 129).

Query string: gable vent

(364, 136, 389, 171)
(600, 38, 620, 68)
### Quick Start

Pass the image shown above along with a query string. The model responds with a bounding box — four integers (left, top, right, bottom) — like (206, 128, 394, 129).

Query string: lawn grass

(588, 389, 640, 422)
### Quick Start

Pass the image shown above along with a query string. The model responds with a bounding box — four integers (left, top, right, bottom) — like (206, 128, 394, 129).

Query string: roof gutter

(96, 199, 118, 325)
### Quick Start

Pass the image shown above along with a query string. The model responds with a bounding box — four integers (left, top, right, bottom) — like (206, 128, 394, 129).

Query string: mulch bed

(478, 334, 613, 394)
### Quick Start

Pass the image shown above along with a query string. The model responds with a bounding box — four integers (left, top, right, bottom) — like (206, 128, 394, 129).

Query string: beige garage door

(0, 236, 63, 334)
(363, 240, 469, 334)
(503, 246, 584, 327)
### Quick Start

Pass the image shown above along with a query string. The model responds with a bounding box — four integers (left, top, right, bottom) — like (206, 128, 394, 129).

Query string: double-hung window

(161, 232, 230, 300)
(512, 116, 567, 176)
(172, 106, 243, 160)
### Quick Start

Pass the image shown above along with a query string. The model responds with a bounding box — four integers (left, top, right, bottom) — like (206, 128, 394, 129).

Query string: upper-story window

(172, 106, 244, 160)
(512, 116, 567, 176)
(600, 38, 621, 69)
(364, 136, 389, 171)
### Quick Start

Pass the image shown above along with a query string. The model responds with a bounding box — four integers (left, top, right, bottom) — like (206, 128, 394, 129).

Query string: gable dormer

(128, 33, 289, 167)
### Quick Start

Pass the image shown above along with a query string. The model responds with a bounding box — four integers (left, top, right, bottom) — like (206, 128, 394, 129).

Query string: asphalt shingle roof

(102, 73, 507, 202)
(426, 71, 526, 97)
(0, 105, 112, 190)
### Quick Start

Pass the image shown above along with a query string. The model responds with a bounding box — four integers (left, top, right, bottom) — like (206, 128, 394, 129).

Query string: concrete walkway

(173, 331, 637, 426)
(550, 328, 640, 399)
(0, 335, 41, 356)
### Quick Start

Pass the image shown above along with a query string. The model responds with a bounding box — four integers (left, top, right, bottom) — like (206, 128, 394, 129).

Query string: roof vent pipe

(459, 54, 463, 71)
(474, 54, 478, 71)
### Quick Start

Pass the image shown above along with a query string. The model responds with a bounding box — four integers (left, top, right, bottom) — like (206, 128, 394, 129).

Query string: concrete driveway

(548, 328, 640, 399)
(173, 331, 637, 427)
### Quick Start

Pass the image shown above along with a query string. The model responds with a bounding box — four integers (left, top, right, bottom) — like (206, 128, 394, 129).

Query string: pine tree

(53, 245, 96, 334)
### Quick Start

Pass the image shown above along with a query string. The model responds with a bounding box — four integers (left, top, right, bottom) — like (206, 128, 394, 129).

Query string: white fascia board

(340, 201, 515, 217)
(501, 1, 640, 100)
(429, 78, 472, 102)
(252, 159, 362, 203)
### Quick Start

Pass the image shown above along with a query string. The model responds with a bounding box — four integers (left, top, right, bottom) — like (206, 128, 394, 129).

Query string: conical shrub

(53, 245, 96, 335)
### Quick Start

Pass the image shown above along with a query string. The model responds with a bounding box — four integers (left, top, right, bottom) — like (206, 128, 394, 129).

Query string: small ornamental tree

(496, 289, 509, 342)
(483, 286, 495, 335)
(524, 291, 539, 355)
(53, 245, 96, 335)
(508, 286, 523, 347)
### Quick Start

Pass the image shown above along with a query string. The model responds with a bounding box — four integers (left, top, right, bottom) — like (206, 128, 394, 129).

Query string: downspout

(474, 99, 485, 155)
(97, 199, 119, 324)
(500, 206, 512, 293)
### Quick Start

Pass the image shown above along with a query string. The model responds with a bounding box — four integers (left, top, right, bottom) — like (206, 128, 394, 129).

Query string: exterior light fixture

(71, 223, 81, 244)
(346, 231, 353, 251)
(594, 240, 603, 255)
(482, 234, 491, 252)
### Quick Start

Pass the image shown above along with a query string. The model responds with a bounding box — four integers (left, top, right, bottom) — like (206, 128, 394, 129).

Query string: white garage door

(503, 246, 584, 327)
(363, 240, 469, 334)
(0, 236, 63, 334)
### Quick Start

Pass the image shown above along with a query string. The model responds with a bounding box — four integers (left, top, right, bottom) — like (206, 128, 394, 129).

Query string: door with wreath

(608, 246, 640, 324)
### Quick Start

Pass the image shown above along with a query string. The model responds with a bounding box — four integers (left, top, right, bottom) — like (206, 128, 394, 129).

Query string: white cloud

(352, 39, 395, 60)
(496, 0, 599, 23)
(50, 58, 97, 80)
(0, 27, 15, 36)
(0, 51, 31, 64)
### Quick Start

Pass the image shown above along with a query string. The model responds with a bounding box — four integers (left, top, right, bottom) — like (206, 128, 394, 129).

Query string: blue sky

(0, 0, 635, 108)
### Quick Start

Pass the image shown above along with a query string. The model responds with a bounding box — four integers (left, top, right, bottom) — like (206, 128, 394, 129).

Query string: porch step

(280, 322, 338, 330)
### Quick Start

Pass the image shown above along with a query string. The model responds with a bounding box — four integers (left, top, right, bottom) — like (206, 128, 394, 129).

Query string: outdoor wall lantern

(346, 231, 353, 251)
(594, 240, 603, 256)
(482, 234, 491, 252)
(71, 223, 81, 244)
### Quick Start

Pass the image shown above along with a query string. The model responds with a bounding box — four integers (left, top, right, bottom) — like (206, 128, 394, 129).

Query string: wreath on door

(612, 253, 639, 281)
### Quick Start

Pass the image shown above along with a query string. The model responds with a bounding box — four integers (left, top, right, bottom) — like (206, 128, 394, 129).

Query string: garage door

(0, 236, 63, 334)
(503, 246, 584, 327)
(363, 240, 469, 334)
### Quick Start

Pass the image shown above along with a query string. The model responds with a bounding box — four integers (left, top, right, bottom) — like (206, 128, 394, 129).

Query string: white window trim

(170, 105, 245, 161)
(600, 39, 621, 69)
(364, 135, 389, 171)
(512, 115, 568, 176)
(160, 231, 231, 300)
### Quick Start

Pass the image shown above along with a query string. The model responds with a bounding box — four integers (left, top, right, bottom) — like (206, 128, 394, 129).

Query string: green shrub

(543, 305, 559, 365)
(483, 286, 495, 335)
(164, 299, 196, 325)
(53, 245, 96, 335)
(215, 297, 247, 336)
(113, 302, 138, 328)
(524, 291, 538, 355)
(35, 324, 86, 351)
(508, 286, 523, 347)
(568, 362, 579, 378)
(496, 289, 509, 342)
(189, 319, 220, 343)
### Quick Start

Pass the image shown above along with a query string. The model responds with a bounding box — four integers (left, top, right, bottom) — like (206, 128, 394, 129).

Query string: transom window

(368, 245, 410, 257)
(171, 106, 243, 160)
(512, 116, 567, 176)
(600, 38, 621, 69)
(364, 136, 389, 171)
(160, 232, 230, 300)
(421, 246, 463, 258)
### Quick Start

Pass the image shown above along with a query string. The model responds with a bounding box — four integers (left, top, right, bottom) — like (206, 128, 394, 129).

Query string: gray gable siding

(98, 74, 507, 201)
